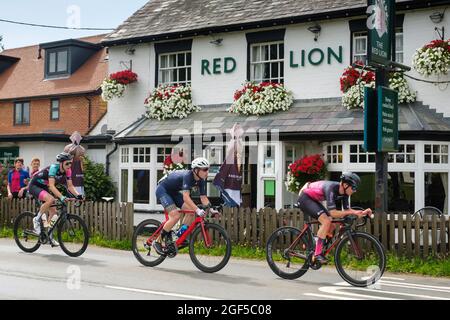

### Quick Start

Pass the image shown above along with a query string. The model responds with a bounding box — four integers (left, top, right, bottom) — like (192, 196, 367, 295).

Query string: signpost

(365, 0, 399, 214)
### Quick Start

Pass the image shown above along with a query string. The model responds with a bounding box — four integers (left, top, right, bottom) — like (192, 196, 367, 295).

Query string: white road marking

(105, 285, 218, 300)
(304, 293, 360, 300)
(318, 286, 400, 300)
(381, 277, 405, 281)
(379, 280, 450, 293)
(319, 285, 450, 300)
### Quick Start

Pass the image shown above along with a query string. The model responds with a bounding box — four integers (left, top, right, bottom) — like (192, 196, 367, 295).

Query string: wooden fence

(214, 208, 450, 258)
(0, 198, 134, 241)
(2, 200, 448, 258)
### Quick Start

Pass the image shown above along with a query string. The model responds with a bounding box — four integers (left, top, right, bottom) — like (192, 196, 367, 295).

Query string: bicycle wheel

(132, 219, 166, 267)
(335, 231, 386, 287)
(266, 226, 310, 280)
(189, 223, 231, 273)
(57, 214, 89, 257)
(13, 211, 41, 253)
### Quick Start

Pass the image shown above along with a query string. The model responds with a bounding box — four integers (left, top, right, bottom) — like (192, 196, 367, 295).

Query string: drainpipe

(84, 96, 92, 129)
(106, 140, 118, 176)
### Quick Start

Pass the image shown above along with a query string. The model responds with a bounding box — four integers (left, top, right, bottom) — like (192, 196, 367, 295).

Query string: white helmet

(191, 157, 210, 169)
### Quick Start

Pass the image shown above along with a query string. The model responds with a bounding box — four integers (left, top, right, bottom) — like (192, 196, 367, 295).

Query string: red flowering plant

(109, 70, 138, 85)
(101, 69, 138, 101)
(285, 154, 327, 193)
(340, 62, 375, 93)
(158, 154, 186, 183)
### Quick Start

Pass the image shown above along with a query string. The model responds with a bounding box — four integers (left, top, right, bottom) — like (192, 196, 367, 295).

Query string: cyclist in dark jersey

(297, 172, 372, 264)
(152, 157, 219, 255)
(29, 152, 83, 245)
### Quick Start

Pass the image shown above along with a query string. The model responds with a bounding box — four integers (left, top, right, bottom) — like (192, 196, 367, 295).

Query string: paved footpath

(0, 239, 449, 300)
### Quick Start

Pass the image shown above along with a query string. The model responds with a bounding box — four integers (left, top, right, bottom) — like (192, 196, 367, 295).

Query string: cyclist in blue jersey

(152, 157, 219, 255)
(297, 172, 372, 264)
(28, 152, 83, 246)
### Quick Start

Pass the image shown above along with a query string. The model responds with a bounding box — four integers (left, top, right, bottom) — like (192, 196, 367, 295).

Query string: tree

(0, 35, 4, 52)
(82, 157, 116, 201)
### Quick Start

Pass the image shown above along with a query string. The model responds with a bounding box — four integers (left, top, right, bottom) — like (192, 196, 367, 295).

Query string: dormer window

(47, 49, 69, 75)
(40, 39, 101, 80)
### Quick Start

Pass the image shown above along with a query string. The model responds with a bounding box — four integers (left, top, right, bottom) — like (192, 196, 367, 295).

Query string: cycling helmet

(191, 157, 210, 169)
(340, 171, 361, 190)
(56, 152, 73, 163)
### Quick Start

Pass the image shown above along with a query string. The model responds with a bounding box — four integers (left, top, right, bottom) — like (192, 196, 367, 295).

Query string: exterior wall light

(429, 11, 444, 24)
(210, 38, 223, 46)
(307, 24, 321, 41)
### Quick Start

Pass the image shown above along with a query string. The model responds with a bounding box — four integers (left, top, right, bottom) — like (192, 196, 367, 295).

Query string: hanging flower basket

(228, 81, 294, 116)
(412, 39, 450, 77)
(158, 155, 186, 183)
(144, 84, 200, 121)
(340, 65, 416, 110)
(285, 154, 328, 194)
(101, 70, 138, 101)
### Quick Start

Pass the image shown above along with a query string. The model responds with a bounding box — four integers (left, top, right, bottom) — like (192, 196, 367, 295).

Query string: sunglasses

(199, 168, 209, 172)
(64, 162, 73, 166)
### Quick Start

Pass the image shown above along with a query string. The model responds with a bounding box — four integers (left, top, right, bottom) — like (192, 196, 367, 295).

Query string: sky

(0, 0, 149, 49)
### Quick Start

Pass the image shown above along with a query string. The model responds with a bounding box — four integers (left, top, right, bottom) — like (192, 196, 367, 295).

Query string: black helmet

(340, 172, 361, 190)
(56, 152, 73, 163)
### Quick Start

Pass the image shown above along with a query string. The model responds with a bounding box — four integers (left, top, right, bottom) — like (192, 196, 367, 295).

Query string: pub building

(98, 0, 450, 214)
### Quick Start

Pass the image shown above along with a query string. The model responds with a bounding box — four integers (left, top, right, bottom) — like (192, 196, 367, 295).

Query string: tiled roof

(0, 35, 108, 101)
(116, 99, 450, 140)
(103, 0, 425, 44)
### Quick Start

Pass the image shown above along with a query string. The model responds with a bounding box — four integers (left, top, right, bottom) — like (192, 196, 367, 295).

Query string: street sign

(377, 86, 398, 152)
(367, 0, 395, 66)
(0, 147, 19, 166)
(364, 87, 378, 152)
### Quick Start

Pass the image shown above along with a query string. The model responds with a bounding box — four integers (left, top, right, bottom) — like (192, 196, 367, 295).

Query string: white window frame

(158, 50, 191, 86)
(323, 141, 450, 213)
(352, 29, 404, 64)
(250, 41, 284, 83)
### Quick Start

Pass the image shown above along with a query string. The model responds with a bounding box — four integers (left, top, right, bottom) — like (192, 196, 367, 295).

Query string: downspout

(106, 140, 118, 176)
(84, 96, 92, 129)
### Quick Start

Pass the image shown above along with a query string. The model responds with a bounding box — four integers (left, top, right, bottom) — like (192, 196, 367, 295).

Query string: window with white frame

(352, 29, 404, 64)
(352, 32, 368, 64)
(250, 42, 284, 83)
(388, 144, 415, 163)
(350, 144, 375, 163)
(121, 148, 129, 163)
(395, 30, 404, 63)
(326, 144, 343, 164)
(133, 147, 151, 163)
(158, 51, 191, 85)
(424, 144, 449, 164)
(157, 147, 173, 163)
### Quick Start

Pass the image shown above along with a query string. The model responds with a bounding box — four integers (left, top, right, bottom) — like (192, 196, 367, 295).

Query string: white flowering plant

(412, 39, 450, 77)
(101, 78, 126, 101)
(101, 70, 138, 101)
(228, 82, 294, 115)
(389, 72, 417, 104)
(144, 84, 200, 121)
(342, 80, 375, 110)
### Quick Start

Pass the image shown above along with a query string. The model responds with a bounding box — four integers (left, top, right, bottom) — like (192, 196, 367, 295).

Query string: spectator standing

(7, 158, 30, 199)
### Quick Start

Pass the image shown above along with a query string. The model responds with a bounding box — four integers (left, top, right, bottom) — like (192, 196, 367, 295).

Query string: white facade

(105, 6, 450, 213)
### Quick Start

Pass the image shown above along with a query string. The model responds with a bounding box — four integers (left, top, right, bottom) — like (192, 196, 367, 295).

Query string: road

(0, 238, 449, 300)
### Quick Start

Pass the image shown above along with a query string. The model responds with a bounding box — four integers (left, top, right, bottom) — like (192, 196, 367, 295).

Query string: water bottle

(176, 224, 188, 237)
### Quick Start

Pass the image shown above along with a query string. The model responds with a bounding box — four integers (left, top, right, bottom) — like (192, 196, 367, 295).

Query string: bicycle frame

(287, 217, 364, 260)
(149, 209, 212, 248)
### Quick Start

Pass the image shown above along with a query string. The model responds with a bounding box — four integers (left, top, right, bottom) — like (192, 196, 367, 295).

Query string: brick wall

(0, 95, 107, 136)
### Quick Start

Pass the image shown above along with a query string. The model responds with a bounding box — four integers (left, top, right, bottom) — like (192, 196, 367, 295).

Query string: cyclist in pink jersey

(297, 172, 372, 264)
